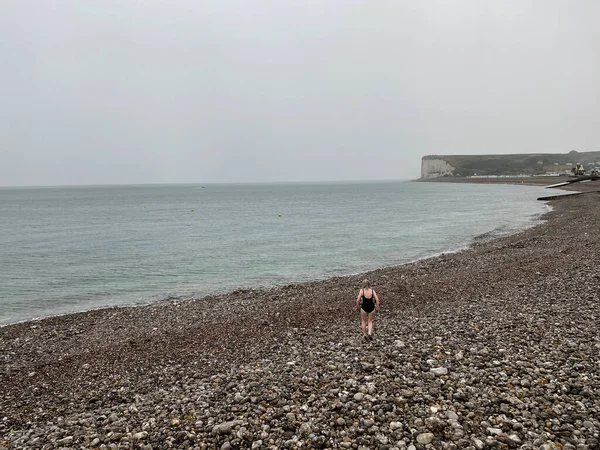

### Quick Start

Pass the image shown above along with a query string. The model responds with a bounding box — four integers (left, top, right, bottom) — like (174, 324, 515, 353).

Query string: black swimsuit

(360, 290, 376, 313)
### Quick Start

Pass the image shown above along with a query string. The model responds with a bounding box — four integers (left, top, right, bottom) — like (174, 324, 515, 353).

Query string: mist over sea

(0, 181, 549, 325)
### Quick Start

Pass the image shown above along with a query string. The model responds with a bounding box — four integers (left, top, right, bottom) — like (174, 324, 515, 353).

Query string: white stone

(416, 433, 434, 444)
(472, 438, 485, 449)
(508, 434, 522, 444)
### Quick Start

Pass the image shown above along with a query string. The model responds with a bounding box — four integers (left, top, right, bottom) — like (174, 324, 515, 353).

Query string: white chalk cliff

(421, 158, 456, 179)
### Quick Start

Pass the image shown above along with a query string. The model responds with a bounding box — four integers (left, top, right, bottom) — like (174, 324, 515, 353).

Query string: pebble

(472, 438, 484, 449)
(212, 422, 234, 435)
(417, 433, 434, 444)
(298, 423, 311, 436)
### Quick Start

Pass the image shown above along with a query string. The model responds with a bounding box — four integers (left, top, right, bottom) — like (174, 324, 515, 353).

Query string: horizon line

(0, 177, 412, 189)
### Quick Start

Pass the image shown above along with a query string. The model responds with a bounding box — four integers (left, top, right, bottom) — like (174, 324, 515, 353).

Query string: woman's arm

(374, 290, 381, 310)
(354, 289, 363, 310)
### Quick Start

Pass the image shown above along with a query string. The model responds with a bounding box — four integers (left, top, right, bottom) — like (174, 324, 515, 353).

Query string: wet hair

(361, 279, 371, 289)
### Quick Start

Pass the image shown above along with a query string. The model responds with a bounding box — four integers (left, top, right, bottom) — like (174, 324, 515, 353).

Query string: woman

(354, 279, 380, 340)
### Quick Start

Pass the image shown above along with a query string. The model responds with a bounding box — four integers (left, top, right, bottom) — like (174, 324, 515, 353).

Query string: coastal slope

(1, 183, 600, 449)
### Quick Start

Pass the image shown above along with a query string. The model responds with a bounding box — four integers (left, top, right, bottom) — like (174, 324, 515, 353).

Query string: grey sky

(1, 0, 599, 186)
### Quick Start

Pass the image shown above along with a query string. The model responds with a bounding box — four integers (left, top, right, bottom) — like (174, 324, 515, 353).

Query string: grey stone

(212, 422, 234, 435)
(298, 423, 311, 436)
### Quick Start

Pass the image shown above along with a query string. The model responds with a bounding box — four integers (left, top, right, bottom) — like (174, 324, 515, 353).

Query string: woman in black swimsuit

(354, 279, 380, 340)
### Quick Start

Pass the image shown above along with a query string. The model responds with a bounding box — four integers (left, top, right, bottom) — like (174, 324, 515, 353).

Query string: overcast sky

(1, 0, 599, 186)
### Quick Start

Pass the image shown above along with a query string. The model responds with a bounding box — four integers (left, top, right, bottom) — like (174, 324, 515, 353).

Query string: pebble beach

(2, 181, 599, 450)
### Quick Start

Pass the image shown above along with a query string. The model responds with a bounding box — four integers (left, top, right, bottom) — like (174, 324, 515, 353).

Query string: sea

(0, 180, 550, 325)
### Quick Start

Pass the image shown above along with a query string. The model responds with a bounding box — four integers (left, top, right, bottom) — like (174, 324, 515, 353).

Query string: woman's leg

(367, 312, 375, 336)
(360, 310, 368, 336)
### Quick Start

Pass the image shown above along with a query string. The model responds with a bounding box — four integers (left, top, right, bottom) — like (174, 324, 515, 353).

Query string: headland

(420, 151, 600, 179)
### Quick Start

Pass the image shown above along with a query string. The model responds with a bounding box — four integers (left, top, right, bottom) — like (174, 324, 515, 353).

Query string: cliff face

(421, 158, 455, 179)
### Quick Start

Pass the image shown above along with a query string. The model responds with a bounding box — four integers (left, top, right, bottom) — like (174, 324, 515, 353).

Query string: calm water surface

(0, 181, 549, 325)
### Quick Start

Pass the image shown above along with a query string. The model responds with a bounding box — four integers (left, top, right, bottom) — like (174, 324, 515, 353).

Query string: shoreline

(414, 176, 565, 187)
(1, 181, 550, 329)
(2, 180, 600, 449)
(0, 223, 534, 330)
